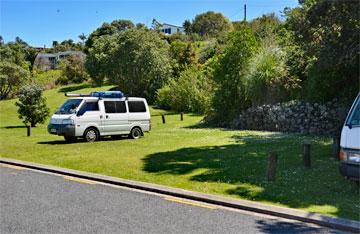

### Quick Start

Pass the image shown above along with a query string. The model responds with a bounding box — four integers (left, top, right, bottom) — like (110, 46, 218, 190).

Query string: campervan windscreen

(55, 99, 82, 114)
(346, 95, 360, 127)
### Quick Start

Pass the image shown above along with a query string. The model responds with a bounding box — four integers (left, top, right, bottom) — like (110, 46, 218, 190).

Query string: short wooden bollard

(332, 136, 340, 160)
(161, 114, 166, 124)
(27, 126, 31, 137)
(180, 112, 184, 121)
(267, 152, 278, 182)
(303, 143, 311, 168)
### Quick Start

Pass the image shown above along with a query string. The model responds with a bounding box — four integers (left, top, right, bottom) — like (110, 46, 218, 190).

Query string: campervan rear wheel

(84, 128, 99, 142)
(129, 127, 142, 139)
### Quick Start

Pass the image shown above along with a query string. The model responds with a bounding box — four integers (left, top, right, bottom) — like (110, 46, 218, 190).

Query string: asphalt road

(0, 164, 346, 234)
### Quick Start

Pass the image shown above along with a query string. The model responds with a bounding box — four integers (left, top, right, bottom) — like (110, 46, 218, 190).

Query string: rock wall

(229, 100, 350, 136)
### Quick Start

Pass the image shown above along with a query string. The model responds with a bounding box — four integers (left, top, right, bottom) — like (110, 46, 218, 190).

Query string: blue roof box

(90, 91, 124, 98)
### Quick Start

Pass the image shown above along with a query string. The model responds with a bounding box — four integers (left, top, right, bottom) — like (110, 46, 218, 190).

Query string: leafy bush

(31, 69, 62, 90)
(169, 41, 197, 77)
(211, 29, 258, 123)
(156, 66, 212, 114)
(57, 55, 89, 85)
(245, 36, 299, 105)
(15, 84, 50, 127)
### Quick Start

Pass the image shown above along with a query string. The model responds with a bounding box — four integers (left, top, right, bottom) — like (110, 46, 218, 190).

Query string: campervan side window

(104, 101, 127, 113)
(128, 101, 146, 113)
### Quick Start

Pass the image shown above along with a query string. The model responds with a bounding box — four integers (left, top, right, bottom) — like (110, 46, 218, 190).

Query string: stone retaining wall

(229, 100, 350, 135)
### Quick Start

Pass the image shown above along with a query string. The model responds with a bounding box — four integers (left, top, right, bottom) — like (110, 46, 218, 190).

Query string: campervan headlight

(340, 149, 360, 163)
(62, 119, 74, 125)
(348, 152, 360, 163)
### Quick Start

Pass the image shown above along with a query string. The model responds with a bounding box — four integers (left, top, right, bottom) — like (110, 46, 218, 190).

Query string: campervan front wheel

(84, 127, 99, 142)
(129, 127, 142, 139)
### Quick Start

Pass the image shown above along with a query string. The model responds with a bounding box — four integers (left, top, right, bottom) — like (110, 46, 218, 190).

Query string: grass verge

(0, 84, 359, 220)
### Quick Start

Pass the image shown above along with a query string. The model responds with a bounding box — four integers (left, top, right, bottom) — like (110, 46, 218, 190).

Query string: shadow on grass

(151, 111, 184, 117)
(37, 136, 131, 145)
(183, 121, 218, 129)
(2, 125, 27, 129)
(142, 134, 359, 220)
(38, 140, 71, 145)
(58, 83, 107, 93)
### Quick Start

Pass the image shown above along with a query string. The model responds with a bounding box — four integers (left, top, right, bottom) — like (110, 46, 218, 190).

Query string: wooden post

(161, 114, 166, 124)
(333, 136, 340, 161)
(27, 126, 31, 137)
(267, 152, 277, 182)
(303, 143, 311, 168)
(180, 112, 184, 121)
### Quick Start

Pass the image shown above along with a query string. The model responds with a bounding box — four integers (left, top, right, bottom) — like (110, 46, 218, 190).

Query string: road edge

(1, 157, 359, 233)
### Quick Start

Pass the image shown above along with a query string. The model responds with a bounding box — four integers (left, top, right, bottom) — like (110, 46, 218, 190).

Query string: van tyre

(84, 128, 99, 142)
(129, 127, 142, 139)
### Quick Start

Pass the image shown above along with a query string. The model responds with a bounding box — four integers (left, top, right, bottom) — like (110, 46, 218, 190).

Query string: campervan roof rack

(65, 91, 124, 98)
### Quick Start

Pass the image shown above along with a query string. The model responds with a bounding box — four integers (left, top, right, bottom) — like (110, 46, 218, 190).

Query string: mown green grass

(0, 84, 359, 220)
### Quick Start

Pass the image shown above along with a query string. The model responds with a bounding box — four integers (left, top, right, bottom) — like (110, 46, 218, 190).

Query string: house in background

(160, 23, 185, 35)
(34, 51, 85, 70)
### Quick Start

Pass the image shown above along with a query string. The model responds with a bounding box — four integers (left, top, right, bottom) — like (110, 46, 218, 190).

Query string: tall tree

(85, 19, 134, 51)
(0, 61, 29, 99)
(78, 33, 87, 45)
(191, 11, 233, 38)
(284, 0, 360, 102)
(183, 20, 192, 35)
(86, 29, 171, 102)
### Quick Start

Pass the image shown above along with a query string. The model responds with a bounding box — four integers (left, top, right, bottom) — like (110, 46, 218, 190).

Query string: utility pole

(244, 4, 247, 22)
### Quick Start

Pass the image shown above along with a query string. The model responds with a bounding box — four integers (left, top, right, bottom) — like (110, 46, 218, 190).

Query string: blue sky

(0, 0, 299, 47)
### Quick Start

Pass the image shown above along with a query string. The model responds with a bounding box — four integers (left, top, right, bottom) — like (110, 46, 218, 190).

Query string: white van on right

(339, 92, 360, 183)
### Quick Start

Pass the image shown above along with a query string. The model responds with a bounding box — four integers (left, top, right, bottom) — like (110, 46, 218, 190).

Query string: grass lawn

(0, 84, 359, 220)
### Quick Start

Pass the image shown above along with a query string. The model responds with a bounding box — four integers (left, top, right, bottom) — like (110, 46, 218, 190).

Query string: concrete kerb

(1, 157, 359, 233)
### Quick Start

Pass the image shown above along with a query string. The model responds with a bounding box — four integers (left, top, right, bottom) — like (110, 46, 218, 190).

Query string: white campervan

(48, 91, 151, 142)
(339, 92, 360, 183)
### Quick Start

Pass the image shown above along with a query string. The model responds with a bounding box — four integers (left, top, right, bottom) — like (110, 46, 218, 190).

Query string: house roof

(36, 51, 85, 59)
(161, 23, 184, 29)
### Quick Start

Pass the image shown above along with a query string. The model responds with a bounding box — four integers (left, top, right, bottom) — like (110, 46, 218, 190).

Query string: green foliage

(15, 84, 50, 127)
(183, 20, 192, 34)
(57, 55, 89, 85)
(1, 42, 30, 70)
(284, 0, 360, 102)
(156, 66, 212, 114)
(0, 61, 29, 99)
(31, 69, 62, 90)
(190, 11, 233, 38)
(169, 41, 197, 77)
(238, 13, 281, 39)
(246, 36, 300, 105)
(211, 29, 258, 122)
(52, 39, 83, 52)
(85, 19, 135, 51)
(86, 29, 171, 102)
